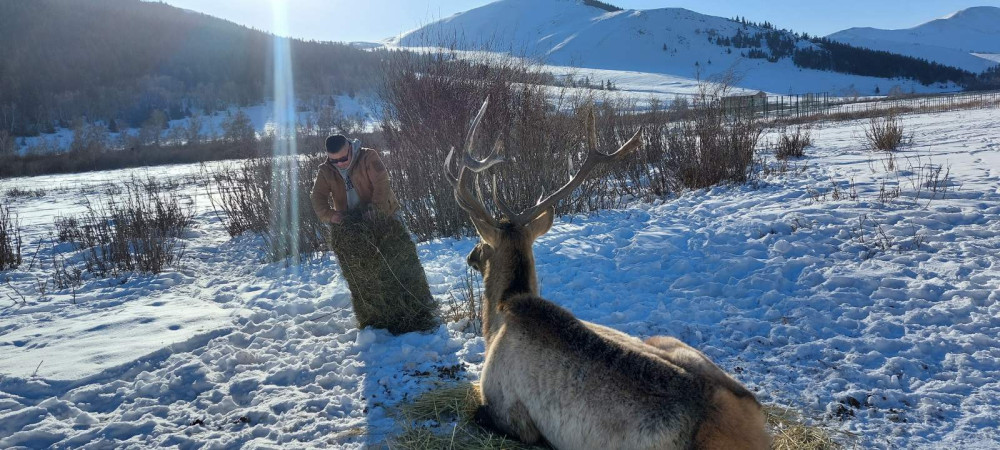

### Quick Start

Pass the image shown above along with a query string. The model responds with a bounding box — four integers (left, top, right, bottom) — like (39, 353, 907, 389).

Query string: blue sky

(159, 0, 1000, 42)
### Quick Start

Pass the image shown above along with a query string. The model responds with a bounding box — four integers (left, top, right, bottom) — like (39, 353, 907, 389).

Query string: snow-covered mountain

(387, 0, 965, 95)
(828, 6, 1000, 73)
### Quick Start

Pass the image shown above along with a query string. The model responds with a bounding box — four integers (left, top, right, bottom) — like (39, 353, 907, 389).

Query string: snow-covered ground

(2, 107, 1000, 448)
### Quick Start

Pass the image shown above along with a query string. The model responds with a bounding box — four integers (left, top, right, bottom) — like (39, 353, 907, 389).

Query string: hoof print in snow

(435, 363, 465, 380)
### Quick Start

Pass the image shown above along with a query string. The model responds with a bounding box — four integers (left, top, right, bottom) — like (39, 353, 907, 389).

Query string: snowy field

(2, 107, 1000, 448)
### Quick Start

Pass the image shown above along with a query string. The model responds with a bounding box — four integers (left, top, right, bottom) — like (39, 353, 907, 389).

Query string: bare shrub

(864, 111, 907, 151)
(665, 103, 763, 189)
(377, 47, 764, 239)
(206, 154, 328, 261)
(775, 126, 811, 159)
(378, 49, 556, 239)
(445, 266, 483, 335)
(0, 130, 15, 155)
(54, 216, 80, 243)
(69, 121, 110, 154)
(206, 158, 272, 236)
(51, 250, 83, 294)
(850, 214, 925, 260)
(1, 205, 23, 271)
(58, 177, 193, 277)
(5, 187, 46, 199)
(377, 47, 659, 239)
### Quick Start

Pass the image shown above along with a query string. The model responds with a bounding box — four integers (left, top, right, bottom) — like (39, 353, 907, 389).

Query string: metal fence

(722, 90, 1000, 120)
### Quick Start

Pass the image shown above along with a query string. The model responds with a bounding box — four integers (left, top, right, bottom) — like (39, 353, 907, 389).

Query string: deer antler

(492, 108, 643, 226)
(445, 97, 504, 228)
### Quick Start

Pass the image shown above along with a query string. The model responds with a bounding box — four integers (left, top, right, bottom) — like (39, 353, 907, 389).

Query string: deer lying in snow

(445, 99, 772, 450)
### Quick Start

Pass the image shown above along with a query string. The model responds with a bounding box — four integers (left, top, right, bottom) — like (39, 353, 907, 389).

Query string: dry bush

(0, 205, 23, 271)
(445, 266, 484, 334)
(0, 129, 16, 155)
(206, 158, 273, 236)
(775, 126, 812, 159)
(864, 110, 907, 151)
(57, 177, 193, 277)
(205, 154, 328, 262)
(4, 187, 46, 199)
(377, 49, 561, 239)
(665, 102, 763, 189)
(376, 46, 765, 239)
(377, 48, 668, 240)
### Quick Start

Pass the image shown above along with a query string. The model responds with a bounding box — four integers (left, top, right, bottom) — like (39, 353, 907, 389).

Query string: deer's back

(488, 294, 725, 449)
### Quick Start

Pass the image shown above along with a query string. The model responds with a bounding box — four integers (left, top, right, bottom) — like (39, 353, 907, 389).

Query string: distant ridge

(390, 0, 971, 95)
(828, 6, 1000, 73)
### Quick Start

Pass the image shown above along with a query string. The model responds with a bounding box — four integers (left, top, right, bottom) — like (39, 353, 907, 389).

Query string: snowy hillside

(389, 0, 962, 95)
(2, 106, 1000, 447)
(828, 6, 1000, 73)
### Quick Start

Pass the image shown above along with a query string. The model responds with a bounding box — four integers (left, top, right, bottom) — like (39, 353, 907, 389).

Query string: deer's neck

(481, 249, 538, 340)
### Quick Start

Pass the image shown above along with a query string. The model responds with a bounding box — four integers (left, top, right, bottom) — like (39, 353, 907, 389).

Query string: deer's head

(445, 98, 643, 301)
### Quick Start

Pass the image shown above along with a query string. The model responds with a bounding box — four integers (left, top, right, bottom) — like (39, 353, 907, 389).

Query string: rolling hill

(828, 6, 1000, 73)
(0, 0, 380, 137)
(388, 0, 973, 96)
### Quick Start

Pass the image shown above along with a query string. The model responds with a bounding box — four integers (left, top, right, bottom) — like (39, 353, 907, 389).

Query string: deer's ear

(471, 216, 501, 246)
(526, 207, 554, 241)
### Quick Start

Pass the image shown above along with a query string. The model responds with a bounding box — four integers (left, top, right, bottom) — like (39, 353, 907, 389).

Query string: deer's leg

(474, 399, 541, 444)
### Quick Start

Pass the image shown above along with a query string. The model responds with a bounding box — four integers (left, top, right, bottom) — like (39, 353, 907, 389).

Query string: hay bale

(328, 210, 438, 334)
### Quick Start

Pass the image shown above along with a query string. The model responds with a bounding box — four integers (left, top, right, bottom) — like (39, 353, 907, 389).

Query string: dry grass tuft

(443, 266, 483, 335)
(4, 187, 46, 199)
(864, 111, 907, 152)
(775, 126, 812, 159)
(0, 204, 23, 271)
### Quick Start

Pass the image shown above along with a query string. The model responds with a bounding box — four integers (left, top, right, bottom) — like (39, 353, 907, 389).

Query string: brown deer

(445, 98, 771, 450)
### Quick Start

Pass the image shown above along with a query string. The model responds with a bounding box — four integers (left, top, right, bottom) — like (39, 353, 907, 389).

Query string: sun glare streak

(271, 0, 300, 266)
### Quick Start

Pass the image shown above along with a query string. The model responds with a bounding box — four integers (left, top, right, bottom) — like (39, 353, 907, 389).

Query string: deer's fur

(449, 99, 771, 450)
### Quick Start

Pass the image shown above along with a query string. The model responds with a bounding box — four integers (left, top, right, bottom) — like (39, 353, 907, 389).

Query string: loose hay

(391, 382, 540, 450)
(766, 404, 849, 450)
(328, 210, 438, 334)
(392, 383, 847, 450)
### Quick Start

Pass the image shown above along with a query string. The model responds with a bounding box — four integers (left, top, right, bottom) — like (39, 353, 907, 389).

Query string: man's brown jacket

(310, 148, 400, 222)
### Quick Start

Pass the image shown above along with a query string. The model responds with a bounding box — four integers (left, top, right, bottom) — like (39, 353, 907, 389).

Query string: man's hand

(330, 211, 344, 225)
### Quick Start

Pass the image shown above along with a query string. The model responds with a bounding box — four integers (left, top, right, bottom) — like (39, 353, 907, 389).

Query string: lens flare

(271, 1, 300, 266)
